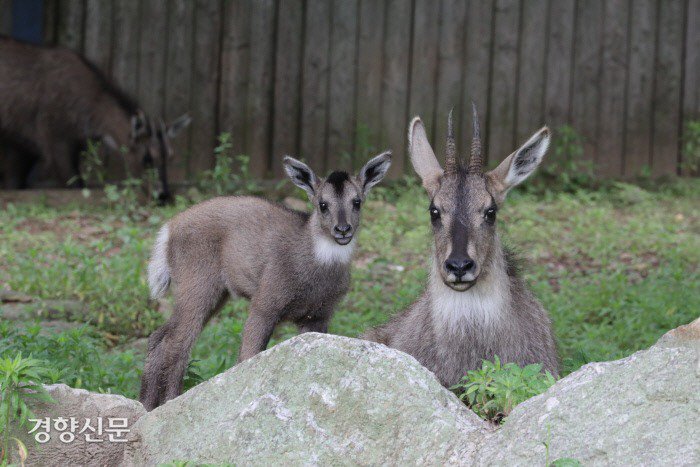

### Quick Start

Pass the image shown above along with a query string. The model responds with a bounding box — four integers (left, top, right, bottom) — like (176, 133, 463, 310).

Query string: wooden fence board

(597, 0, 629, 177)
(106, 0, 138, 180)
(56, 0, 85, 52)
(327, 0, 359, 172)
(164, 0, 194, 182)
(112, 1, 141, 96)
(408, 0, 440, 148)
(272, 0, 304, 175)
(652, 0, 684, 176)
(380, 0, 412, 177)
(218, 0, 251, 157)
(624, 0, 656, 177)
(515, 0, 547, 144)
(3, 0, 697, 183)
(246, 0, 276, 177)
(189, 0, 222, 174)
(300, 0, 331, 171)
(0, 0, 12, 35)
(681, 0, 700, 174)
(571, 0, 603, 167)
(435, 0, 466, 160)
(488, 0, 519, 164)
(137, 0, 167, 117)
(461, 0, 494, 167)
(355, 0, 386, 159)
(42, 0, 58, 43)
(543, 0, 575, 129)
(84, 0, 113, 73)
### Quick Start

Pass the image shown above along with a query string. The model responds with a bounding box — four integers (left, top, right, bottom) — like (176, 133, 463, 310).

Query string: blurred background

(1, 0, 698, 186)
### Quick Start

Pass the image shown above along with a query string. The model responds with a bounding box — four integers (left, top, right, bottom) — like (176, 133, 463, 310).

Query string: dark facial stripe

(337, 206, 347, 227)
(326, 171, 350, 196)
(450, 174, 470, 256)
(450, 218, 470, 257)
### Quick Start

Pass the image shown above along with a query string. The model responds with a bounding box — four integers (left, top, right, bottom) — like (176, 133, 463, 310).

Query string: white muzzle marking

(430, 262, 508, 334)
(314, 235, 354, 265)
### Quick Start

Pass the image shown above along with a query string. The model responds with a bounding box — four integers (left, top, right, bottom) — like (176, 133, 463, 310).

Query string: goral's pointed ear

(486, 126, 550, 203)
(283, 156, 319, 200)
(357, 151, 392, 195)
(166, 113, 192, 138)
(408, 117, 443, 195)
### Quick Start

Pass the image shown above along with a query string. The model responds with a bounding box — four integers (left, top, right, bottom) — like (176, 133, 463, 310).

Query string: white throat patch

(429, 262, 509, 334)
(314, 235, 354, 265)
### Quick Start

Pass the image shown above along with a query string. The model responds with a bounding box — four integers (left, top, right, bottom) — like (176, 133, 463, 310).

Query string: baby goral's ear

(283, 156, 319, 199)
(166, 113, 192, 139)
(486, 126, 550, 203)
(357, 151, 392, 195)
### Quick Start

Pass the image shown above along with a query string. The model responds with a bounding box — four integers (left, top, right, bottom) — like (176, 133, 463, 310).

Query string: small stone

(8, 384, 145, 466)
(0, 289, 34, 303)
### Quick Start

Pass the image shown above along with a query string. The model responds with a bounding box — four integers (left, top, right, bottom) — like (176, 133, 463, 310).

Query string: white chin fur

(429, 263, 508, 333)
(314, 235, 354, 265)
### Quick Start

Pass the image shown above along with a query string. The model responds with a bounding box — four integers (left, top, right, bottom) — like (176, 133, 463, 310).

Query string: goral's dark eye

(319, 201, 329, 213)
(485, 207, 497, 224)
(429, 205, 440, 221)
(352, 198, 362, 209)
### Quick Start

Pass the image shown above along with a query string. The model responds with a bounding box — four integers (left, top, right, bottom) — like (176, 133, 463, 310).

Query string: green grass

(1, 179, 698, 399)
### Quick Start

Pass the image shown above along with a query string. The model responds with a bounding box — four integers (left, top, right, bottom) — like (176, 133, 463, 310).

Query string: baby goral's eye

(352, 198, 362, 209)
(484, 207, 497, 224)
(429, 205, 441, 221)
(319, 201, 329, 213)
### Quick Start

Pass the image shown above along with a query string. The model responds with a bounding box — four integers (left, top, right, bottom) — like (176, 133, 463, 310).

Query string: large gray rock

(11, 384, 145, 466)
(476, 317, 700, 466)
(122, 333, 488, 466)
(11, 318, 699, 466)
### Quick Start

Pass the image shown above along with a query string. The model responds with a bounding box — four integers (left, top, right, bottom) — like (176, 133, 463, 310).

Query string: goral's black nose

(445, 257, 476, 278)
(334, 224, 352, 234)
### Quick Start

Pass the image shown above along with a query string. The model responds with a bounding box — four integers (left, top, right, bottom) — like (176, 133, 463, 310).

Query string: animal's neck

(91, 103, 131, 144)
(429, 241, 510, 334)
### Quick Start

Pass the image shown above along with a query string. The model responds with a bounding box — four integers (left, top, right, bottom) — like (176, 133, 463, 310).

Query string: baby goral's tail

(147, 224, 170, 299)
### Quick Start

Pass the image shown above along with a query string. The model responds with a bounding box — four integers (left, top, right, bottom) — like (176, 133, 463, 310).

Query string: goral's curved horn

(445, 108, 457, 174)
(467, 102, 483, 174)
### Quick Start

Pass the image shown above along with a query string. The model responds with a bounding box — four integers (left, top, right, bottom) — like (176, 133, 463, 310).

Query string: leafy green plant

(161, 461, 233, 467)
(543, 424, 583, 466)
(103, 177, 146, 219)
(71, 139, 155, 218)
(681, 120, 700, 173)
(70, 139, 108, 193)
(536, 125, 595, 192)
(0, 353, 54, 464)
(551, 458, 583, 466)
(198, 133, 262, 196)
(0, 323, 142, 399)
(182, 360, 205, 392)
(452, 356, 556, 422)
